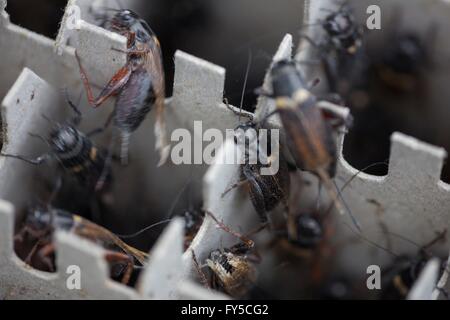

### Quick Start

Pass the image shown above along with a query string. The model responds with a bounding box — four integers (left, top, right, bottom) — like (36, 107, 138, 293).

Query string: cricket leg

(205, 210, 254, 248)
(0, 153, 51, 165)
(75, 50, 132, 108)
(63, 88, 83, 125)
(104, 251, 134, 285)
(221, 179, 248, 198)
(36, 243, 56, 272)
(25, 239, 45, 266)
(191, 250, 210, 289)
(111, 47, 150, 56)
(247, 248, 262, 264)
(318, 103, 354, 129)
(14, 225, 45, 243)
(223, 98, 254, 120)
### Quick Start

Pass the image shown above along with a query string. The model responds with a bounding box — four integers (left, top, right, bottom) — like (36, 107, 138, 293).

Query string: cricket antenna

(239, 49, 253, 124)
(343, 222, 399, 258)
(322, 161, 390, 232)
(62, 88, 82, 126)
(41, 113, 59, 128)
(316, 167, 362, 232)
(116, 219, 173, 239)
(343, 224, 447, 260)
(386, 229, 447, 254)
(337, 161, 389, 196)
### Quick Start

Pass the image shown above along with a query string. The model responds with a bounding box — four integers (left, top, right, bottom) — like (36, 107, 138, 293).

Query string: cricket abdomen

(115, 67, 154, 133)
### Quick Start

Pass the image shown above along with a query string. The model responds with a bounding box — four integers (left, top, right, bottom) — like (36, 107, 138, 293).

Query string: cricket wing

(146, 36, 170, 166)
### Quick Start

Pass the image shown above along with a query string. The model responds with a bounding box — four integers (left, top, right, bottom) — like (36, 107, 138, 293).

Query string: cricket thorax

(50, 126, 85, 158)
(50, 125, 105, 182)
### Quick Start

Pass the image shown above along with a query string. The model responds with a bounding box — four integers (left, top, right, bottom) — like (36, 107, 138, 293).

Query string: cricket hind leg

(75, 50, 132, 108)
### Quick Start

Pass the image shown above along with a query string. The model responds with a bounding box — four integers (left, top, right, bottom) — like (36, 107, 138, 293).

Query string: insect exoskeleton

(223, 120, 291, 224)
(266, 59, 359, 229)
(206, 246, 258, 298)
(75, 8, 169, 166)
(0, 95, 112, 192)
(14, 206, 149, 285)
(191, 211, 263, 298)
(321, 3, 363, 56)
